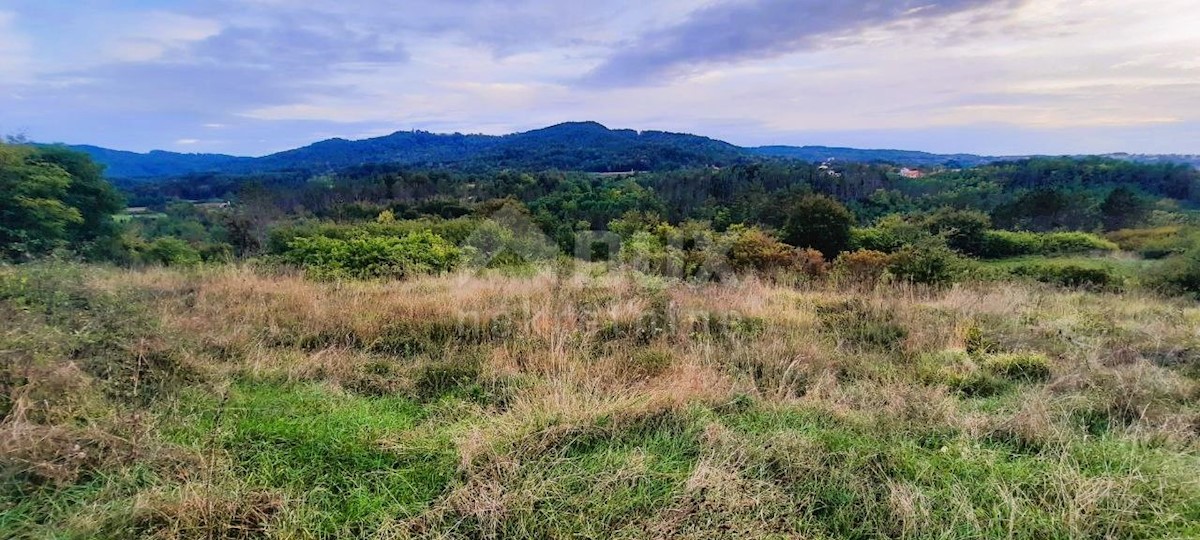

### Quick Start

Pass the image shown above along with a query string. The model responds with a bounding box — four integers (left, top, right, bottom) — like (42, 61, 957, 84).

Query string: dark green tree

(1100, 187, 1149, 231)
(781, 194, 855, 258)
(923, 208, 991, 255)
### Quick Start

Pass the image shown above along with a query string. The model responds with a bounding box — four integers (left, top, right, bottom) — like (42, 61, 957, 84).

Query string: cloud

(0, 11, 32, 83)
(580, 0, 1014, 87)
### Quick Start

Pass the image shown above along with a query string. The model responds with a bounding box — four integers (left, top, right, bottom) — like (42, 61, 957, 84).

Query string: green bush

(979, 230, 1117, 259)
(1107, 227, 1197, 259)
(1009, 263, 1119, 290)
(1143, 249, 1200, 297)
(983, 352, 1052, 382)
(1039, 232, 1118, 254)
(284, 231, 462, 280)
(923, 208, 991, 255)
(142, 237, 202, 267)
(887, 240, 964, 286)
(268, 218, 478, 255)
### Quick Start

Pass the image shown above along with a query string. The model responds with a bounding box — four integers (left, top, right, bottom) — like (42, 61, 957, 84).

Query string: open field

(2, 263, 1198, 539)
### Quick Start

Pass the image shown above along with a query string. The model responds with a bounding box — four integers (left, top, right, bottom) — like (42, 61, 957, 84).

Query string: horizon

(3, 1, 1199, 156)
(46, 120, 1200, 160)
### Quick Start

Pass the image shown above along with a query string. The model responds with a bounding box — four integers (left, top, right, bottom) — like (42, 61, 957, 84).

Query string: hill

(748, 145, 1007, 167)
(57, 123, 1200, 180)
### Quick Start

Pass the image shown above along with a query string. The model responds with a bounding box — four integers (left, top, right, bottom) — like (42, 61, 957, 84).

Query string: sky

(1, 0, 1198, 157)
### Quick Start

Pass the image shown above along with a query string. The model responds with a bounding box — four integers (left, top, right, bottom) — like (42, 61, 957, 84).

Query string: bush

(725, 226, 796, 273)
(1143, 249, 1200, 297)
(979, 230, 1117, 259)
(979, 230, 1042, 259)
(923, 208, 991, 255)
(832, 249, 891, 286)
(887, 240, 964, 286)
(983, 352, 1052, 382)
(849, 215, 927, 253)
(267, 218, 478, 255)
(142, 237, 201, 267)
(1039, 232, 1118, 254)
(1106, 227, 1194, 259)
(781, 194, 855, 258)
(284, 231, 462, 280)
(1009, 263, 1119, 290)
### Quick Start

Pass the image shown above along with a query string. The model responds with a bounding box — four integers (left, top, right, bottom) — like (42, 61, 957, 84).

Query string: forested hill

(747, 145, 1008, 167)
(58, 121, 1200, 180)
(64, 122, 749, 179)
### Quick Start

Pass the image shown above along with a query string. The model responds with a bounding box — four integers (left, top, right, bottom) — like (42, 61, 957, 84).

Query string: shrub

(978, 230, 1117, 259)
(1143, 249, 1200, 297)
(887, 240, 964, 286)
(832, 249, 891, 286)
(979, 230, 1043, 259)
(1039, 232, 1118, 254)
(1106, 227, 1194, 259)
(983, 352, 1052, 382)
(725, 226, 797, 273)
(1009, 263, 1119, 290)
(849, 215, 928, 253)
(284, 231, 462, 280)
(781, 194, 855, 258)
(142, 237, 201, 267)
(923, 208, 991, 255)
(619, 231, 685, 277)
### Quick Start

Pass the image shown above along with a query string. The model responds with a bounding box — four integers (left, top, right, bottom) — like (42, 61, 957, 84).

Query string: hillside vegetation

(2, 263, 1198, 538)
(3, 140, 1199, 538)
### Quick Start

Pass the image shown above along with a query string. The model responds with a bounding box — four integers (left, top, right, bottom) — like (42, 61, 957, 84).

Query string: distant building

(899, 168, 925, 179)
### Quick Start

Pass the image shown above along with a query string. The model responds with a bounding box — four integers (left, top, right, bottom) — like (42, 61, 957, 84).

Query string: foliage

(1106, 226, 1197, 259)
(283, 231, 462, 280)
(141, 237, 202, 267)
(2, 145, 116, 260)
(781, 194, 855, 258)
(832, 249, 892, 286)
(979, 230, 1118, 259)
(886, 239, 965, 286)
(922, 207, 991, 255)
(1100, 187, 1151, 231)
(1009, 262, 1121, 290)
(1143, 249, 1200, 297)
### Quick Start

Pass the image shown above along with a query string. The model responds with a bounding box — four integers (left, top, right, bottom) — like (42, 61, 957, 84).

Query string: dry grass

(3, 262, 1199, 538)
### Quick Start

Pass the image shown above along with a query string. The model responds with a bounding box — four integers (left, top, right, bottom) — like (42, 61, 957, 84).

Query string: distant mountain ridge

(49, 122, 1200, 179)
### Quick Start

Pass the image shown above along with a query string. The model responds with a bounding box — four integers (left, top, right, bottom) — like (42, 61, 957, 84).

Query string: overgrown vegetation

(3, 141, 1200, 538)
(2, 263, 1197, 538)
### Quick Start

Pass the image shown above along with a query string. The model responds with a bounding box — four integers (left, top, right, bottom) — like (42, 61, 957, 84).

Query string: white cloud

(102, 12, 221, 62)
(0, 11, 32, 84)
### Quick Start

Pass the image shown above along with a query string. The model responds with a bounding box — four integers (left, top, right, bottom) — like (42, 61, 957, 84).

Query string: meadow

(3, 262, 1197, 539)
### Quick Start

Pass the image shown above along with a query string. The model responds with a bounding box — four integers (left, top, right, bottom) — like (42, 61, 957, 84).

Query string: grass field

(2, 263, 1198, 538)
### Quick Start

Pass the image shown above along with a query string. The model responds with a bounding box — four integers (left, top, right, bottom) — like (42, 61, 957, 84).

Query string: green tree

(781, 194, 855, 258)
(923, 208, 991, 255)
(0, 145, 83, 259)
(1100, 187, 1149, 231)
(0, 144, 122, 261)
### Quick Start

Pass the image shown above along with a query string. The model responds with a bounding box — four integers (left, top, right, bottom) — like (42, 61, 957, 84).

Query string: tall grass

(2, 262, 1197, 538)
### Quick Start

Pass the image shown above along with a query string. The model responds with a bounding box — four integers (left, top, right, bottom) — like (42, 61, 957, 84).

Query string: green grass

(215, 381, 456, 536)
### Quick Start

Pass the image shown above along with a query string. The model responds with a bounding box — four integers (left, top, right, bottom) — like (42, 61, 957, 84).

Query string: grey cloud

(581, 0, 1013, 87)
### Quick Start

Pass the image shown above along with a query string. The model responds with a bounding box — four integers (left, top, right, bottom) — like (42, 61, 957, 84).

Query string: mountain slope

(57, 122, 1200, 180)
(62, 145, 250, 179)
